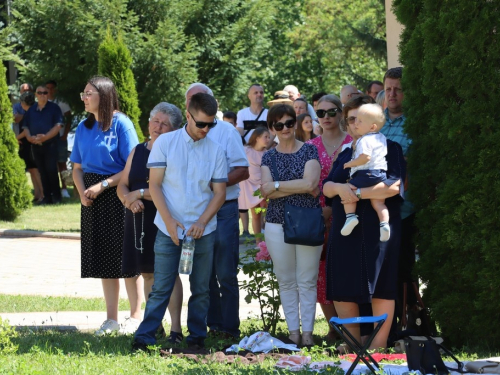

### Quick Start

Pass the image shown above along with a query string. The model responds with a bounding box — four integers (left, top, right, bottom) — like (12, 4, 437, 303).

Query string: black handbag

(271, 154, 324, 246)
(405, 337, 464, 375)
(402, 282, 437, 337)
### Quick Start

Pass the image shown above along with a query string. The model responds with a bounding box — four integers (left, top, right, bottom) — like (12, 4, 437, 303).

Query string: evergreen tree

(394, 0, 500, 348)
(0, 63, 32, 220)
(98, 29, 144, 140)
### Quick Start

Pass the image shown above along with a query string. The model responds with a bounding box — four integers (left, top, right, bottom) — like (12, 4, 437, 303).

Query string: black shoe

(167, 331, 184, 345)
(131, 340, 151, 354)
(52, 197, 62, 205)
(187, 338, 205, 349)
(38, 197, 53, 205)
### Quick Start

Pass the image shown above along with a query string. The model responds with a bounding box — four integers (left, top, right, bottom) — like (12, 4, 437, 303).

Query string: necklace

(133, 210, 145, 253)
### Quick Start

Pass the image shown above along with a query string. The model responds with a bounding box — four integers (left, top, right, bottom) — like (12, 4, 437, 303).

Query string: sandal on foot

(168, 331, 184, 344)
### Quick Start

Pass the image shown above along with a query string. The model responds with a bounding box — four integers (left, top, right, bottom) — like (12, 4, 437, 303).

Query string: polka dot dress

(81, 172, 139, 279)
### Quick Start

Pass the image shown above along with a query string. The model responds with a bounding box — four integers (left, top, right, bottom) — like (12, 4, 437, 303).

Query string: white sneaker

(61, 189, 70, 198)
(341, 215, 359, 236)
(94, 319, 120, 336)
(119, 317, 141, 335)
(380, 222, 391, 242)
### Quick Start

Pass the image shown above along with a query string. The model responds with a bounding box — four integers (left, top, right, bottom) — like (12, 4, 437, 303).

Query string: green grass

(0, 314, 497, 374)
(0, 186, 81, 232)
(0, 295, 140, 313)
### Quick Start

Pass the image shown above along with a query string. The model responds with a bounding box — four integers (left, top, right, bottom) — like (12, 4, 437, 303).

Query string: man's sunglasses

(316, 108, 340, 118)
(188, 110, 217, 129)
(37, 91, 49, 95)
(272, 119, 295, 131)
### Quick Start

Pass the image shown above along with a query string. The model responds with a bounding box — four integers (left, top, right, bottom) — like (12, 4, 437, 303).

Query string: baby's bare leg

(370, 199, 389, 223)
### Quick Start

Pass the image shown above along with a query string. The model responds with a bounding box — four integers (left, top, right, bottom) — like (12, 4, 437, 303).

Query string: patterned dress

(307, 134, 353, 304)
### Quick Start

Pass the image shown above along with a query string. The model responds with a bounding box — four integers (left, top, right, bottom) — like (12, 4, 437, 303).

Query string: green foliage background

(5, 0, 387, 134)
(98, 30, 145, 140)
(394, 0, 500, 347)
(0, 63, 32, 220)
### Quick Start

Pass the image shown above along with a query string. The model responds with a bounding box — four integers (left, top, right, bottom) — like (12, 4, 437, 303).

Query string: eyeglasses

(80, 91, 98, 100)
(272, 119, 295, 131)
(36, 91, 48, 95)
(346, 116, 357, 124)
(188, 110, 217, 129)
(316, 108, 340, 118)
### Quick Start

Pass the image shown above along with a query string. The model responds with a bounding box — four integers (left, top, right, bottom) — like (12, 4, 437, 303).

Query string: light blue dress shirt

(207, 119, 249, 201)
(147, 127, 228, 237)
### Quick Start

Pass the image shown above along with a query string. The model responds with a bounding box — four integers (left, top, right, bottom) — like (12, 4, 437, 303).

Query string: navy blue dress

(122, 143, 157, 274)
(324, 140, 406, 303)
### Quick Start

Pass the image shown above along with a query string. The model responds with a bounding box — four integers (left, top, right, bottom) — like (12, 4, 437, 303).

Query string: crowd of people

(10, 66, 414, 353)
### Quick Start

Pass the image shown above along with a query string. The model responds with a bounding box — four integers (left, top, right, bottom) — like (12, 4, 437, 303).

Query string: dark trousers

(32, 141, 61, 202)
(389, 213, 417, 342)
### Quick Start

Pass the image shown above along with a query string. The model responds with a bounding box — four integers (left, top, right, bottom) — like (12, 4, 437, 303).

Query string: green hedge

(0, 64, 32, 220)
(98, 29, 144, 141)
(394, 0, 500, 347)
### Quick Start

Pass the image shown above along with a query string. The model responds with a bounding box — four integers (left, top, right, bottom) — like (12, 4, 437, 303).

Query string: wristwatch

(356, 188, 362, 199)
(140, 188, 144, 198)
(101, 179, 109, 189)
(274, 181, 280, 191)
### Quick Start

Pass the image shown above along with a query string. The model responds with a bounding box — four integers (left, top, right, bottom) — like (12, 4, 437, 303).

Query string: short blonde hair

(358, 103, 386, 131)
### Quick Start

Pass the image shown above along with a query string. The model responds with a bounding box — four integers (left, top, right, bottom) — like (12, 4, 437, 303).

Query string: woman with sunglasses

(306, 94, 352, 342)
(260, 104, 322, 347)
(323, 95, 405, 351)
(71, 76, 141, 336)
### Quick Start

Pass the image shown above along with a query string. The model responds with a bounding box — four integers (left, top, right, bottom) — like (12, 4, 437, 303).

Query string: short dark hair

(340, 95, 376, 131)
(20, 91, 35, 106)
(223, 111, 236, 122)
(188, 93, 218, 116)
(248, 83, 263, 92)
(267, 104, 296, 129)
(366, 80, 383, 93)
(84, 76, 120, 131)
(311, 92, 327, 103)
(45, 80, 57, 87)
(383, 67, 403, 83)
(294, 97, 307, 105)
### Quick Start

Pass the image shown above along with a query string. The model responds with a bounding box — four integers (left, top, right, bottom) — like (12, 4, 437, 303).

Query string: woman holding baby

(323, 96, 406, 350)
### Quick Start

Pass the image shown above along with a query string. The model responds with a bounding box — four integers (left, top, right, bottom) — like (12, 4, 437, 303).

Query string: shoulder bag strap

(243, 108, 266, 142)
(270, 152, 280, 182)
(435, 341, 465, 373)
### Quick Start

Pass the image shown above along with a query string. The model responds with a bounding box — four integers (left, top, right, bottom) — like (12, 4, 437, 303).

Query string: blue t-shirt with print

(70, 112, 139, 175)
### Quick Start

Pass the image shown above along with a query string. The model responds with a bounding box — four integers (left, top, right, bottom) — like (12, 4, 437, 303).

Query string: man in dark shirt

(23, 85, 64, 204)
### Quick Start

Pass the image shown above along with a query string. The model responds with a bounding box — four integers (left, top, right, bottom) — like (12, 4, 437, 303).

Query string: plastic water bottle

(178, 236, 195, 275)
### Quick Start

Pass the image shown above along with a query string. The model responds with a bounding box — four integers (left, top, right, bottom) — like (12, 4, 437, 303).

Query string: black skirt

(81, 172, 139, 279)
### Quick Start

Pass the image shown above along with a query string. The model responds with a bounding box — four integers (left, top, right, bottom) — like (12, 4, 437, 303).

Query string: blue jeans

(134, 230, 215, 346)
(207, 200, 241, 336)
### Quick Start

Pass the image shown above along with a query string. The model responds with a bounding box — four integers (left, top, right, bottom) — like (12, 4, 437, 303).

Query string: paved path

(0, 235, 325, 332)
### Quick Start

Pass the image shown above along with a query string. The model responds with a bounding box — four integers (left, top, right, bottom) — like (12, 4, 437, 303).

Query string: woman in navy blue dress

(323, 96, 405, 350)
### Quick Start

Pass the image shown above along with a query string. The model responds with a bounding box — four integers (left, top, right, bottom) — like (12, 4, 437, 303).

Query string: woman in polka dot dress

(71, 76, 141, 336)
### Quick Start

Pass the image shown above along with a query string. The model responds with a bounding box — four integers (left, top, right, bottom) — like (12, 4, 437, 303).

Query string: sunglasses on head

(272, 119, 295, 131)
(316, 108, 340, 118)
(188, 110, 217, 129)
(37, 91, 48, 95)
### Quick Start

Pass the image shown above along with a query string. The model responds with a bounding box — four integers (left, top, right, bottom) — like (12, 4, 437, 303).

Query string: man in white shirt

(236, 84, 268, 143)
(186, 83, 250, 340)
(132, 93, 228, 351)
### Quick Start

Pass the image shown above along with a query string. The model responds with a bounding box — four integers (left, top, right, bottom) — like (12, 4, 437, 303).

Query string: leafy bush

(98, 28, 144, 141)
(0, 63, 31, 220)
(394, 0, 500, 348)
(239, 241, 281, 335)
(0, 317, 18, 354)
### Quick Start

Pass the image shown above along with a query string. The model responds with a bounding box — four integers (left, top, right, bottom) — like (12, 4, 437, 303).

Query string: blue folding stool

(329, 314, 388, 375)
